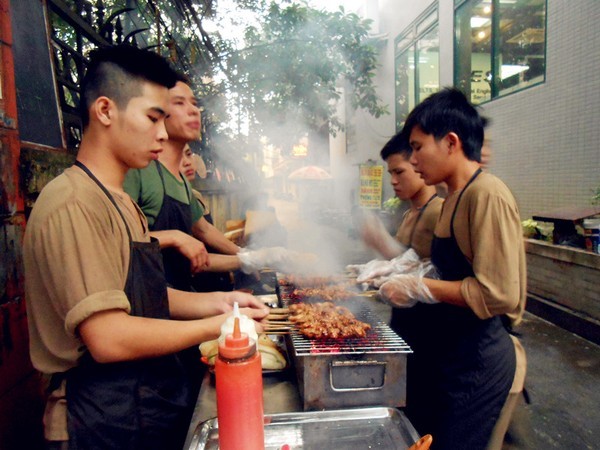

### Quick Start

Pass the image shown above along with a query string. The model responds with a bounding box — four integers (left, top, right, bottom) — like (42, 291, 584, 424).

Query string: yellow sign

(358, 164, 384, 209)
(292, 144, 308, 157)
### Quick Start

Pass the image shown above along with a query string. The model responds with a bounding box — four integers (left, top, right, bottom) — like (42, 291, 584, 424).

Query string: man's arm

(150, 229, 209, 272)
(198, 253, 242, 273)
(167, 288, 269, 320)
(378, 271, 467, 308)
(459, 186, 525, 318)
(424, 278, 466, 306)
(78, 309, 226, 363)
(192, 216, 240, 255)
(79, 290, 269, 364)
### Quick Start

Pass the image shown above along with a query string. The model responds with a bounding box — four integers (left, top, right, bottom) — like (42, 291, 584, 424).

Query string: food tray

(187, 407, 420, 449)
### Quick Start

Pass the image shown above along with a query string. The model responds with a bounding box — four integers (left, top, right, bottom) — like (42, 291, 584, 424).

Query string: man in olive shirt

(379, 88, 526, 450)
(124, 77, 312, 292)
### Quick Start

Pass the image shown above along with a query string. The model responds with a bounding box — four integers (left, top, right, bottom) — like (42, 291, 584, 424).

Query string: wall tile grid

(485, 0, 600, 220)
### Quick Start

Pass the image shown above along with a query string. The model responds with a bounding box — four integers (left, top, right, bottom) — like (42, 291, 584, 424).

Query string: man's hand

(173, 231, 210, 273)
(378, 274, 438, 308)
(219, 291, 269, 333)
(222, 291, 269, 317)
(151, 229, 210, 273)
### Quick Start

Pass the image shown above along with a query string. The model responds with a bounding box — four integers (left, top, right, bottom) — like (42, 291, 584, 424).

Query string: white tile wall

(347, 0, 600, 220)
(466, 0, 600, 218)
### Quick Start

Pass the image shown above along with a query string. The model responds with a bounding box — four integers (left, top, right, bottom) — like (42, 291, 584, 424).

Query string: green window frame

(454, 0, 547, 105)
(394, 4, 439, 131)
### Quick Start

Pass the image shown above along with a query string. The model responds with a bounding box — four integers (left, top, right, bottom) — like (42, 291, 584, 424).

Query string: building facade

(331, 0, 600, 221)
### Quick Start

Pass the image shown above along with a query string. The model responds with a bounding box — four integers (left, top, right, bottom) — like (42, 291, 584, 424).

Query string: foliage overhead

(51, 0, 388, 154)
(222, 2, 388, 141)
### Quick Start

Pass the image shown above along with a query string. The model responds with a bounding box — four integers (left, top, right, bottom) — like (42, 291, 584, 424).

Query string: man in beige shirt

(379, 88, 526, 450)
(23, 45, 268, 449)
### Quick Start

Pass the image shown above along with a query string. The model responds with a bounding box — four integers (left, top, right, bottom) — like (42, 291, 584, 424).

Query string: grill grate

(280, 288, 412, 356)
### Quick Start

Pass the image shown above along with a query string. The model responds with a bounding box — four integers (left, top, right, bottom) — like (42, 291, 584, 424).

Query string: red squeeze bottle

(215, 317, 265, 450)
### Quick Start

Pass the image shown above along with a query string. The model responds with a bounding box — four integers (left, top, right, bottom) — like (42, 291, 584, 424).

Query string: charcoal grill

(279, 284, 412, 411)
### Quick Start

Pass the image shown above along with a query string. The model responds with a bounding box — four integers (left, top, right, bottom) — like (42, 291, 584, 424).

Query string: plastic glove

(354, 259, 394, 283)
(238, 247, 318, 274)
(389, 249, 421, 273)
(378, 269, 439, 308)
(350, 249, 421, 284)
(359, 210, 406, 258)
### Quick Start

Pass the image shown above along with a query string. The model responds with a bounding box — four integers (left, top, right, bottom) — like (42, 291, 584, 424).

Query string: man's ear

(445, 132, 460, 153)
(93, 97, 114, 126)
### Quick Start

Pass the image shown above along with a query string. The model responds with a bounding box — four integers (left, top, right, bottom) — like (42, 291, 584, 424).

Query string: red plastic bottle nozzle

(220, 317, 254, 359)
(233, 316, 241, 338)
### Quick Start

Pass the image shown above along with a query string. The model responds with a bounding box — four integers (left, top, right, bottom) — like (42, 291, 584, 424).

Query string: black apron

(65, 161, 193, 450)
(152, 162, 232, 293)
(393, 169, 515, 450)
(151, 161, 207, 392)
(390, 194, 438, 330)
(152, 161, 195, 292)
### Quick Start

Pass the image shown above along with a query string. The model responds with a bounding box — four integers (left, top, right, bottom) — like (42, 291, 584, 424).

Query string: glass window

(455, 0, 546, 104)
(395, 6, 439, 130)
(395, 46, 416, 131)
(417, 27, 440, 104)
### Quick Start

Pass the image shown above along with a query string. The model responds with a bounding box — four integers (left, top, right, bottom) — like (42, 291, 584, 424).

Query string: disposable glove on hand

(349, 249, 421, 284)
(238, 247, 318, 274)
(354, 259, 394, 283)
(378, 272, 439, 308)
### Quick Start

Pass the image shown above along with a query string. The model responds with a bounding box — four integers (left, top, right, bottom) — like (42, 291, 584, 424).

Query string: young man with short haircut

(24, 45, 268, 449)
(379, 88, 526, 450)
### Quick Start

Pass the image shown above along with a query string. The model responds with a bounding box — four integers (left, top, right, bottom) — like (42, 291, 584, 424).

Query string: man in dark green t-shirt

(125, 75, 306, 291)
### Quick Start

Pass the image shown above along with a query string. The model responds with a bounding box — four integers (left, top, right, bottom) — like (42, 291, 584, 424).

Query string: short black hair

(403, 87, 487, 162)
(80, 45, 179, 128)
(380, 130, 412, 161)
(174, 71, 191, 85)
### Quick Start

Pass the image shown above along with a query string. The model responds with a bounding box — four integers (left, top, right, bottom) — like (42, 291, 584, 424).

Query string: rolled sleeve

(65, 290, 131, 337)
(457, 179, 525, 319)
(461, 276, 492, 319)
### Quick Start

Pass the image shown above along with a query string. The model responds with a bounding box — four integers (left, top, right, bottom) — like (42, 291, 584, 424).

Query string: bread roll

(199, 335, 286, 370)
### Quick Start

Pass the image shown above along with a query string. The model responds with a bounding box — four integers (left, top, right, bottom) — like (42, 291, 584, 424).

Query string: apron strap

(74, 161, 133, 243)
(408, 193, 438, 248)
(449, 167, 482, 240)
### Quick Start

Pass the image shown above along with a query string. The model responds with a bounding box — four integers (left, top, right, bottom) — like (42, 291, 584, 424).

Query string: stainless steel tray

(188, 407, 420, 449)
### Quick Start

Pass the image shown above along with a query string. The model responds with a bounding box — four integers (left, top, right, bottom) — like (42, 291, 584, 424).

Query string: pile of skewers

(264, 302, 371, 340)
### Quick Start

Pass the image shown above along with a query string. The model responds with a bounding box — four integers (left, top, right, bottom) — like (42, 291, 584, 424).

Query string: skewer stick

(266, 314, 290, 321)
(265, 316, 292, 322)
(263, 324, 292, 330)
(358, 290, 378, 295)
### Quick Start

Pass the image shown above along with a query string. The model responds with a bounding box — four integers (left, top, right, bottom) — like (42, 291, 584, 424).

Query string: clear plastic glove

(378, 261, 439, 308)
(350, 249, 421, 284)
(389, 249, 421, 272)
(238, 247, 317, 274)
(359, 210, 406, 258)
(354, 259, 394, 283)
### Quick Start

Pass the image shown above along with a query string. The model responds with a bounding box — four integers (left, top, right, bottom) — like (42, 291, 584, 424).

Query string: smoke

(188, 1, 386, 272)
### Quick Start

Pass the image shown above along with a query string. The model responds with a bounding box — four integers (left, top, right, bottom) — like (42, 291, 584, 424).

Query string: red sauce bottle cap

(219, 317, 255, 359)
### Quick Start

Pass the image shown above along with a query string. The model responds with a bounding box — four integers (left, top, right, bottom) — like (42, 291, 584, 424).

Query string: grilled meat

(288, 302, 371, 339)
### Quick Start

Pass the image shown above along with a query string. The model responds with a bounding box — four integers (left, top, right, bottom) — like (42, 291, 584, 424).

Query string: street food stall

(184, 271, 422, 449)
